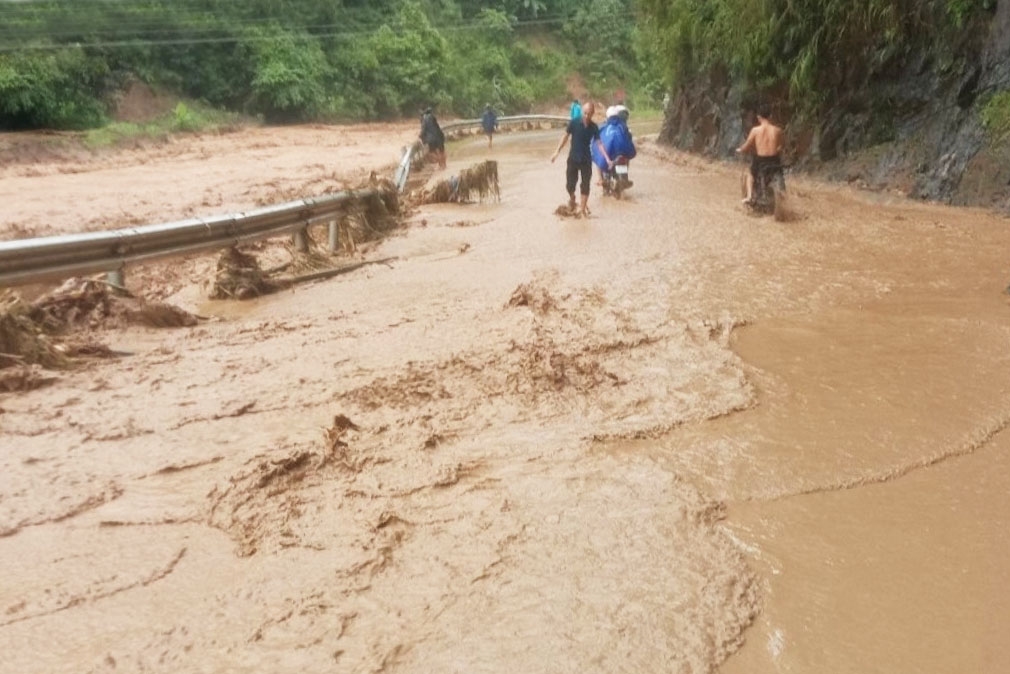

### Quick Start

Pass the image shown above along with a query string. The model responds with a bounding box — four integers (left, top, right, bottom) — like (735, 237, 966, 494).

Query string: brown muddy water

(1, 126, 1009, 673)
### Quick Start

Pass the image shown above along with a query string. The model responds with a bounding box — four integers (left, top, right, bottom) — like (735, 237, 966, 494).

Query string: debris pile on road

(415, 160, 500, 204)
(0, 293, 68, 370)
(29, 278, 200, 331)
(211, 247, 278, 300)
(0, 280, 199, 373)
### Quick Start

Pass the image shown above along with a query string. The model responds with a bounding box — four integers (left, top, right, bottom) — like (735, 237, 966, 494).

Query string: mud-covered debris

(0, 365, 59, 393)
(0, 281, 193, 371)
(554, 203, 580, 218)
(285, 239, 334, 275)
(506, 282, 557, 314)
(338, 183, 402, 252)
(211, 246, 277, 300)
(60, 341, 123, 359)
(331, 414, 360, 432)
(28, 278, 200, 331)
(416, 160, 500, 204)
(326, 414, 360, 452)
(0, 294, 69, 369)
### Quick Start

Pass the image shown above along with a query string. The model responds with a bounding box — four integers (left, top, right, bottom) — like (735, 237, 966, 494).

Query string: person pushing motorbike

(551, 101, 612, 217)
(736, 104, 784, 205)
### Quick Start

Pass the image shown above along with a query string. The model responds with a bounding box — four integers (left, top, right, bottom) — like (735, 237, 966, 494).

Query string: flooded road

(1, 125, 1008, 673)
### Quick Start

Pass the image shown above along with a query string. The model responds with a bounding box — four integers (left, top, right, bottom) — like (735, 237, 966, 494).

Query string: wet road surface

(2, 126, 1008, 673)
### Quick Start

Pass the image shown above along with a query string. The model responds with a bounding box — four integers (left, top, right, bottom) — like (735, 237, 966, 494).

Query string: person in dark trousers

(420, 107, 446, 169)
(481, 103, 498, 149)
(736, 104, 784, 204)
(551, 101, 612, 217)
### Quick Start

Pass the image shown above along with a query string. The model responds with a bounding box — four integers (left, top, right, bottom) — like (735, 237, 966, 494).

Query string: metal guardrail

(0, 114, 568, 288)
(395, 114, 566, 191)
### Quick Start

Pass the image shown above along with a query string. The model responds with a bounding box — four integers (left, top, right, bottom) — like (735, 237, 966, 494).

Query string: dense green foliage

(636, 0, 997, 114)
(0, 0, 650, 130)
(981, 90, 1010, 143)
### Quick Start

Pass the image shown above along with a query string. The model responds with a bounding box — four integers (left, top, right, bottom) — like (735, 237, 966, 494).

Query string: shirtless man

(736, 105, 784, 204)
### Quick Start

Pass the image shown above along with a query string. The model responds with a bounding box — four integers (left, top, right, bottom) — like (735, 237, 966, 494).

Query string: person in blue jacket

(593, 104, 636, 185)
(570, 99, 582, 121)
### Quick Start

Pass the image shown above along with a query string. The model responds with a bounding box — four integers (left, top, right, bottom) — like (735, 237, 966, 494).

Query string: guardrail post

(293, 227, 309, 253)
(328, 220, 339, 253)
(106, 267, 125, 289)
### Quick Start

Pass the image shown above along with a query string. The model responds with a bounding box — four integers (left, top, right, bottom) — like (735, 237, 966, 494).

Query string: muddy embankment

(661, 1, 1010, 212)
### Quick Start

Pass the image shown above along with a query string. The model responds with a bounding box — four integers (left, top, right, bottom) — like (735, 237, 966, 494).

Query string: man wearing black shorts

(551, 101, 612, 217)
(736, 104, 784, 204)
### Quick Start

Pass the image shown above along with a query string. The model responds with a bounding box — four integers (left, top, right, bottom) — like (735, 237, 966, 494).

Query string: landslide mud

(2, 126, 1009, 673)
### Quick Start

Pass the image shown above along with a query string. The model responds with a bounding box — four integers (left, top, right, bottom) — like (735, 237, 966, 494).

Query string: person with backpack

(420, 107, 446, 169)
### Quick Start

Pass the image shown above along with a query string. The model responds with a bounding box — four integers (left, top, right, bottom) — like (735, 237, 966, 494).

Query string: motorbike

(742, 158, 786, 217)
(602, 156, 632, 199)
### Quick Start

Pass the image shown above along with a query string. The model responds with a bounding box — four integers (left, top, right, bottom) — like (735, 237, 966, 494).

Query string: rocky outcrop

(659, 3, 1010, 211)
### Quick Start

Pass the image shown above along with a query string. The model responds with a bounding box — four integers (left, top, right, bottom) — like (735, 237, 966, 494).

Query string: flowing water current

(1, 129, 1008, 673)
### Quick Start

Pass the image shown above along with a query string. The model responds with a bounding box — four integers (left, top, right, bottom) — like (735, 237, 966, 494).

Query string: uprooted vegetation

(0, 279, 201, 379)
(414, 160, 500, 205)
(212, 180, 403, 300)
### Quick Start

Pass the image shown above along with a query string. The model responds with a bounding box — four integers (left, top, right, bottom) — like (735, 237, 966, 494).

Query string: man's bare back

(737, 109, 785, 204)
(739, 118, 783, 157)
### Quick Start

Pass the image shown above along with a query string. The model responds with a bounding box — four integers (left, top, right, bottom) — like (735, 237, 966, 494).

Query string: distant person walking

(736, 104, 784, 204)
(481, 103, 498, 149)
(551, 101, 612, 217)
(420, 107, 446, 169)
(570, 98, 582, 121)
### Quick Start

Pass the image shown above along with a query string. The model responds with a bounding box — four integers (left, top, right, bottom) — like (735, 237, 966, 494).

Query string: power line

(0, 15, 581, 51)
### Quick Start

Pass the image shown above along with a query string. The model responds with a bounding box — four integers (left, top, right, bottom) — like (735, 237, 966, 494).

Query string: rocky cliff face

(659, 2, 1010, 211)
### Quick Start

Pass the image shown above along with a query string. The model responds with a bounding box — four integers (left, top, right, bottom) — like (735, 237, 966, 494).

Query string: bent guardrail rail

(0, 189, 376, 287)
(1, 114, 568, 288)
(395, 114, 566, 191)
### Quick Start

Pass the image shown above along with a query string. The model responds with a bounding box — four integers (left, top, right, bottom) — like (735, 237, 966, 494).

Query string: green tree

(244, 27, 331, 121)
(0, 48, 110, 129)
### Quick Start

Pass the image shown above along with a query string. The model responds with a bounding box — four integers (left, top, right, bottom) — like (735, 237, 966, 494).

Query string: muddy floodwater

(2, 124, 1009, 673)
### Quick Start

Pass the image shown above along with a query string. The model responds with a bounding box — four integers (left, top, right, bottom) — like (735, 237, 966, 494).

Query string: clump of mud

(554, 203, 583, 218)
(211, 247, 278, 300)
(213, 180, 403, 298)
(0, 280, 199, 370)
(342, 184, 401, 251)
(29, 278, 199, 332)
(0, 295, 68, 369)
(416, 160, 500, 204)
(506, 282, 559, 314)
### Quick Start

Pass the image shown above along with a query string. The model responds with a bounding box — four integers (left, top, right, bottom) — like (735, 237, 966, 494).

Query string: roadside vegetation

(636, 0, 998, 115)
(0, 0, 657, 131)
(980, 90, 1010, 144)
(81, 102, 242, 147)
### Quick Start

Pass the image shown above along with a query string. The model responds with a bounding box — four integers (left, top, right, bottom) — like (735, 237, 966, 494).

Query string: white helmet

(606, 105, 619, 119)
